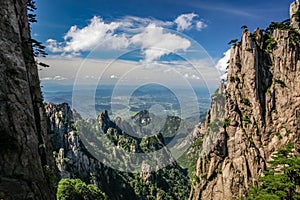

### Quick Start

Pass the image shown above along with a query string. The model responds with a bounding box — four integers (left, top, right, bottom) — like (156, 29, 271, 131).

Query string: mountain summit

(190, 1, 300, 199)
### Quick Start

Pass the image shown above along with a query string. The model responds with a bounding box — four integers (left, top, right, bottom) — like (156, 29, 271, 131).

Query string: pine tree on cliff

(246, 143, 300, 200)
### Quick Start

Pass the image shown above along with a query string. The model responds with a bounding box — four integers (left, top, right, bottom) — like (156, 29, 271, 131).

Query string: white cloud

(119, 16, 173, 31)
(196, 21, 206, 30)
(110, 75, 118, 79)
(40, 75, 67, 81)
(215, 49, 231, 80)
(47, 16, 129, 53)
(53, 75, 67, 80)
(46, 14, 207, 62)
(131, 24, 191, 62)
(46, 39, 63, 53)
(175, 13, 206, 31)
(40, 77, 53, 81)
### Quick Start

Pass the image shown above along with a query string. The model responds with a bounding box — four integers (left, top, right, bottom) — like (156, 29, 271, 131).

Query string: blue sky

(33, 0, 293, 57)
(34, 0, 294, 87)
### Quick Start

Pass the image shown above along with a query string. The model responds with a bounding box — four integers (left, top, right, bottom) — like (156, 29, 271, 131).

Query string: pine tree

(26, 0, 49, 67)
(246, 143, 300, 200)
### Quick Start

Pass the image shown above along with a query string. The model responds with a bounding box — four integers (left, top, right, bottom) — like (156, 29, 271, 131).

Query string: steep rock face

(190, 2, 300, 199)
(189, 82, 227, 200)
(0, 0, 55, 199)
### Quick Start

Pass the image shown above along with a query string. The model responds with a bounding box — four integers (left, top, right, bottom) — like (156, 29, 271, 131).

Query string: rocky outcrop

(0, 0, 56, 199)
(46, 103, 137, 199)
(190, 1, 300, 199)
(46, 103, 190, 199)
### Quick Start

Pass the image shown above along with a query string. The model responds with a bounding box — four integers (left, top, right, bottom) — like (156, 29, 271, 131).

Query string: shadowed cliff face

(190, 1, 300, 199)
(0, 0, 56, 199)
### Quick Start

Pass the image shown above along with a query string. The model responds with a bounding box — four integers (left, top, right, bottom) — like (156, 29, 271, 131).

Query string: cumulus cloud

(46, 14, 207, 62)
(131, 24, 191, 62)
(215, 49, 231, 80)
(175, 13, 206, 31)
(46, 16, 129, 53)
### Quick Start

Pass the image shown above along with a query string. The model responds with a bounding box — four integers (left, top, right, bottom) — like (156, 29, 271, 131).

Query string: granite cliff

(0, 0, 56, 199)
(190, 1, 300, 199)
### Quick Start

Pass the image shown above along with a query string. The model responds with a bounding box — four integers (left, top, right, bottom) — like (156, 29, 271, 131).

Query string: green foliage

(62, 157, 70, 164)
(224, 118, 230, 127)
(177, 143, 201, 178)
(249, 32, 257, 39)
(264, 20, 300, 48)
(293, 10, 300, 22)
(274, 79, 287, 88)
(73, 130, 79, 137)
(288, 28, 300, 47)
(75, 113, 191, 199)
(266, 21, 290, 34)
(27, 0, 37, 12)
(27, 0, 50, 68)
(57, 178, 107, 200)
(192, 174, 200, 185)
(160, 116, 181, 138)
(37, 61, 50, 67)
(246, 48, 253, 53)
(240, 97, 251, 106)
(128, 165, 190, 200)
(140, 135, 164, 152)
(235, 61, 242, 69)
(30, 38, 47, 57)
(228, 39, 239, 45)
(246, 143, 300, 200)
(265, 36, 277, 53)
(230, 76, 240, 83)
(241, 25, 248, 30)
(242, 116, 250, 125)
(192, 138, 203, 148)
(275, 132, 282, 140)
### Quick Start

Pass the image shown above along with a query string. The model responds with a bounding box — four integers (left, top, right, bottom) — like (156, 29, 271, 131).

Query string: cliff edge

(0, 0, 55, 199)
(190, 1, 300, 199)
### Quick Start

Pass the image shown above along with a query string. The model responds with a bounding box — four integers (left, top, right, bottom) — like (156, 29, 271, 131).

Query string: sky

(33, 0, 295, 88)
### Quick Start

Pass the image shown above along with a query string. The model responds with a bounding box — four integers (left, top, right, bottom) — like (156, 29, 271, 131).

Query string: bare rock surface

(0, 0, 55, 199)
(190, 1, 300, 199)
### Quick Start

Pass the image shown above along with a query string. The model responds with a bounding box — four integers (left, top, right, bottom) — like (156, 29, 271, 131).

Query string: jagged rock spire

(290, 0, 300, 30)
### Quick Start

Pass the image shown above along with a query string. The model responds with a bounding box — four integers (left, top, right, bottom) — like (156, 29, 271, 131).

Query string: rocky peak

(291, 0, 300, 30)
(46, 103, 138, 199)
(132, 110, 151, 126)
(97, 110, 118, 133)
(47, 103, 190, 199)
(190, 1, 300, 199)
